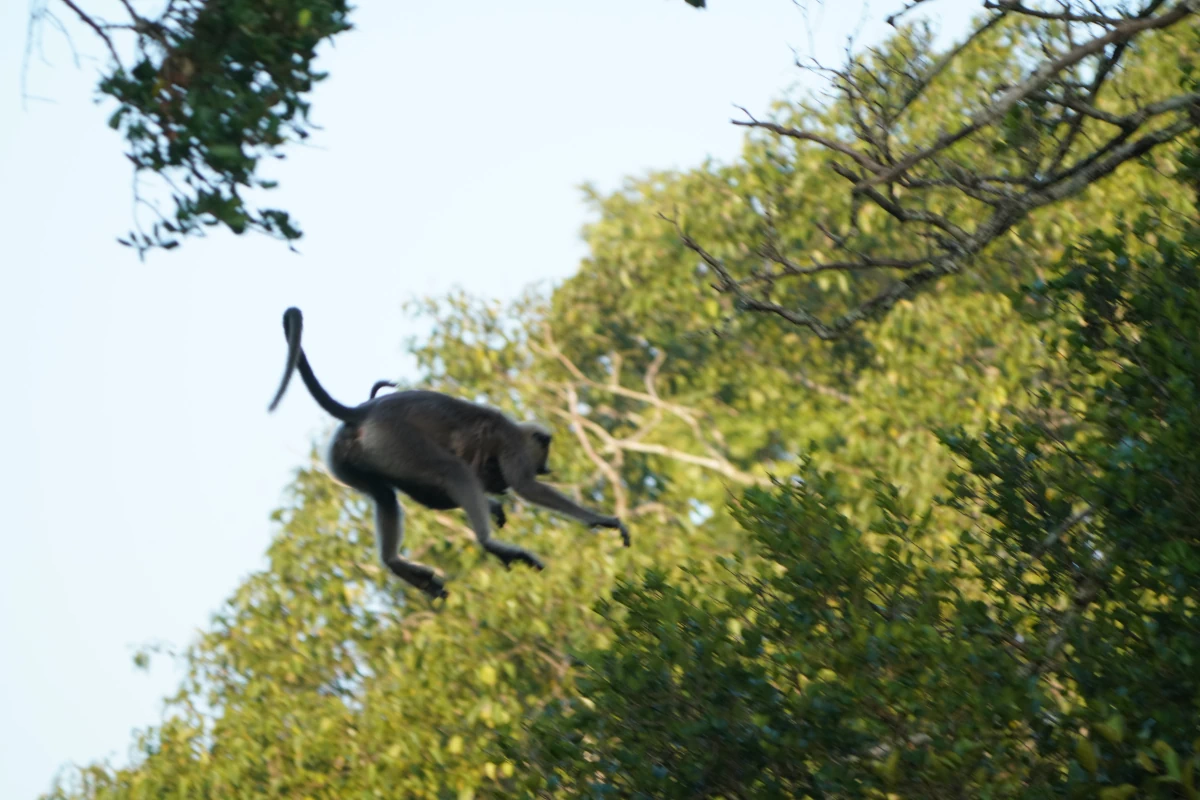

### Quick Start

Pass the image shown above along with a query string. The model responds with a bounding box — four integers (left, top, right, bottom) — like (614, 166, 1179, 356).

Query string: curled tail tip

(271, 307, 304, 412)
(283, 306, 303, 331)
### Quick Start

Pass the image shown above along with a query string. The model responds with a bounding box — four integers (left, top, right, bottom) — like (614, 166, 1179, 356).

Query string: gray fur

(268, 307, 629, 599)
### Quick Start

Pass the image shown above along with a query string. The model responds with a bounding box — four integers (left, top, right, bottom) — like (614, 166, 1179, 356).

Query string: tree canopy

(39, 2, 1200, 799)
(31, 0, 707, 255)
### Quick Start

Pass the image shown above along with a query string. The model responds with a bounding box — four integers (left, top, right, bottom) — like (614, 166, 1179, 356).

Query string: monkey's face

(531, 434, 552, 475)
(520, 423, 553, 476)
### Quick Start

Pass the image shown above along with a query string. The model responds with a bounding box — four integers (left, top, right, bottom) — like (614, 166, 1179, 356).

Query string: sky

(0, 1, 977, 797)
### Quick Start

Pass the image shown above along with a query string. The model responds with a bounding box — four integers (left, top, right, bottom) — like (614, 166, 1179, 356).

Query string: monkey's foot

(388, 559, 449, 600)
(592, 517, 631, 547)
(487, 543, 545, 572)
(490, 504, 507, 529)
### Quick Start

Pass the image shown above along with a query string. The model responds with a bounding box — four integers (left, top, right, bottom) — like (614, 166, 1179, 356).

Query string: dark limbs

(502, 447, 632, 547)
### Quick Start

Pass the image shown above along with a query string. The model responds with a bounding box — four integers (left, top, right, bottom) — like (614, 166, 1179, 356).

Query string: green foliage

(94, 0, 353, 253)
(516, 209, 1200, 798)
(516, 467, 1038, 798)
(40, 11, 1200, 800)
(45, 453, 649, 800)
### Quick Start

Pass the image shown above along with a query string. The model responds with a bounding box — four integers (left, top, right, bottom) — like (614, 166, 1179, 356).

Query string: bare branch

(565, 384, 629, 518)
(982, 1, 1126, 25)
(1033, 505, 1094, 560)
(57, 0, 121, 66)
(618, 440, 768, 485)
(537, 330, 769, 486)
(893, 11, 1007, 116)
(858, 2, 1197, 190)
(885, 0, 939, 26)
(678, 0, 1199, 338)
(732, 108, 885, 174)
(793, 370, 855, 403)
(1032, 114, 1197, 205)
(753, 239, 933, 281)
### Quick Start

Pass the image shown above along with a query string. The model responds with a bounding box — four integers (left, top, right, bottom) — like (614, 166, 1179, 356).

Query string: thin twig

(58, 0, 121, 65)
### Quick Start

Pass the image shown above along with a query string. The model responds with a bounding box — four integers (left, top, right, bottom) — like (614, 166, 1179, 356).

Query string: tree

(28, 0, 706, 256)
(515, 190, 1200, 799)
(36, 4, 1200, 798)
(31, 0, 353, 254)
(676, 0, 1199, 338)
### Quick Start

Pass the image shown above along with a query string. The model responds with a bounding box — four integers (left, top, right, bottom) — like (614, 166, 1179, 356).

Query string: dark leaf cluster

(77, 0, 353, 253)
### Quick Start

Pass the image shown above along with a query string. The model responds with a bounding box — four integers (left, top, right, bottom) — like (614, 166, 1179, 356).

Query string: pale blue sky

(0, 1, 976, 797)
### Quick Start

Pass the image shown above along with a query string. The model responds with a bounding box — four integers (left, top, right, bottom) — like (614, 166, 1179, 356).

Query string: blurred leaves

(516, 205, 1200, 798)
(44, 0, 353, 254)
(38, 5, 1200, 800)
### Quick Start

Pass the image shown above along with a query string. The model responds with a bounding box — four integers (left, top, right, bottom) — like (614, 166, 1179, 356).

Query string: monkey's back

(367, 390, 517, 466)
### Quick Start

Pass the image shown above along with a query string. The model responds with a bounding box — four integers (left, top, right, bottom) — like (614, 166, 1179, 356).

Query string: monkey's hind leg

(367, 486, 448, 599)
(330, 428, 447, 599)
(359, 424, 543, 572)
(444, 468, 544, 572)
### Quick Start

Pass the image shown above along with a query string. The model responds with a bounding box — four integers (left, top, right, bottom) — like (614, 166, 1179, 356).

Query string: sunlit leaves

(514, 201, 1200, 797)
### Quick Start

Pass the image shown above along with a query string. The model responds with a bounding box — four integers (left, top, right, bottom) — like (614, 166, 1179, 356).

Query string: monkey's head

(518, 422, 553, 476)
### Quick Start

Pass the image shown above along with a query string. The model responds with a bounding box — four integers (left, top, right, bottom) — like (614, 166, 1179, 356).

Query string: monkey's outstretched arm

(435, 467, 543, 571)
(502, 455, 630, 547)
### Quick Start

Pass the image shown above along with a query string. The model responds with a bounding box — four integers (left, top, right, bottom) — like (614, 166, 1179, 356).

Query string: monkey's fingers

(592, 518, 630, 547)
(507, 552, 545, 571)
(418, 575, 449, 600)
(503, 551, 545, 571)
(485, 541, 543, 571)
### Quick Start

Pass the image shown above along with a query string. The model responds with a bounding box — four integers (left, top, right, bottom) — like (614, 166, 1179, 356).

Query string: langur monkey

(366, 378, 506, 530)
(268, 307, 629, 599)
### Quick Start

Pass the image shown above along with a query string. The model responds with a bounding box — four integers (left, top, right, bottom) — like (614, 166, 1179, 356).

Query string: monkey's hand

(486, 541, 545, 572)
(416, 573, 449, 600)
(489, 500, 507, 529)
(592, 517, 631, 547)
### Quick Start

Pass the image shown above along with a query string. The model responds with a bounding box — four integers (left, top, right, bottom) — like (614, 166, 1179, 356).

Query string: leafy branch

(29, 0, 353, 255)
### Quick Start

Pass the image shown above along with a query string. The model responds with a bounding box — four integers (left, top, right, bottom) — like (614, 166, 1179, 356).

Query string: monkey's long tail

(268, 308, 304, 412)
(268, 307, 365, 424)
